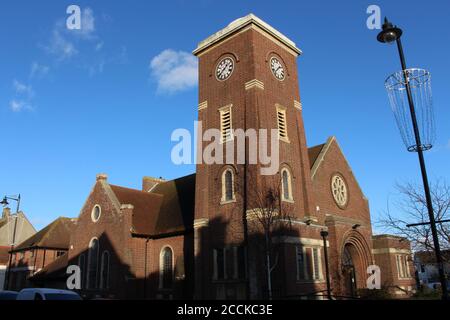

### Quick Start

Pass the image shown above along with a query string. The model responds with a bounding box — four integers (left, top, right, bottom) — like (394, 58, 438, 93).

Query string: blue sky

(0, 0, 449, 231)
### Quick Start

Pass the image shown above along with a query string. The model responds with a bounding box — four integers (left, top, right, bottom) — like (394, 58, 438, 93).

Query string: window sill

(296, 279, 325, 284)
(220, 138, 234, 145)
(279, 137, 290, 144)
(220, 198, 236, 205)
(281, 198, 294, 204)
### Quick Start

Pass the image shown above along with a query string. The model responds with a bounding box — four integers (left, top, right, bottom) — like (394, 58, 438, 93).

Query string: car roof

(19, 288, 78, 295)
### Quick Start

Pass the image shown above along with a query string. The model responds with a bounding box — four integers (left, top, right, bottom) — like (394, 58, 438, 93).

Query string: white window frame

(159, 246, 174, 289)
(219, 104, 233, 143)
(221, 168, 236, 204)
(281, 168, 294, 202)
(296, 246, 323, 282)
(91, 204, 101, 222)
(276, 104, 289, 143)
(86, 237, 99, 289)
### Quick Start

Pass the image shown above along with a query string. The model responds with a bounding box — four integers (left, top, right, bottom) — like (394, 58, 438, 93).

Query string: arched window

(87, 238, 99, 289)
(78, 253, 86, 289)
(281, 168, 293, 201)
(222, 169, 235, 203)
(100, 251, 110, 289)
(160, 247, 173, 289)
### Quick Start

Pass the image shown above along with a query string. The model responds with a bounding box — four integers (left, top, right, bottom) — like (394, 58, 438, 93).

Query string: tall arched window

(281, 168, 293, 201)
(222, 169, 235, 203)
(160, 247, 173, 289)
(87, 238, 99, 289)
(78, 253, 86, 289)
(100, 251, 110, 289)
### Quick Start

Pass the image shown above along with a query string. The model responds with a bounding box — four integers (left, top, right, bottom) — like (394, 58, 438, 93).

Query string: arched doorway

(339, 230, 372, 298)
(342, 244, 357, 297)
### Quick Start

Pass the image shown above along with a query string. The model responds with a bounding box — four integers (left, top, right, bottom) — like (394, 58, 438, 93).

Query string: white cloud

(13, 80, 34, 97)
(149, 49, 198, 94)
(10, 80, 34, 112)
(46, 26, 78, 61)
(95, 41, 104, 51)
(30, 62, 50, 79)
(9, 99, 31, 112)
(44, 8, 96, 61)
(80, 7, 95, 38)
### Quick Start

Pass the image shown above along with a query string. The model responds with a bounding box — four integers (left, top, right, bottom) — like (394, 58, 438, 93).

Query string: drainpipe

(144, 237, 150, 299)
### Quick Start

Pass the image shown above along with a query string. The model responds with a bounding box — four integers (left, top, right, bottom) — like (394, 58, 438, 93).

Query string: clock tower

(192, 14, 319, 299)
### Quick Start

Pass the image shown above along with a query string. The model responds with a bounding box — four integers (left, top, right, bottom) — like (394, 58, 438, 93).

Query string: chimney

(96, 173, 108, 182)
(142, 176, 165, 192)
(2, 207, 11, 219)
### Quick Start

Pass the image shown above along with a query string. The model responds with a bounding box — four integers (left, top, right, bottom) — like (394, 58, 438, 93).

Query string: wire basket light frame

(385, 68, 436, 152)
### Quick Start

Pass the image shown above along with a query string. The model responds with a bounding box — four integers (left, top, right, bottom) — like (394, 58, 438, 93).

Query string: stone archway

(339, 230, 372, 298)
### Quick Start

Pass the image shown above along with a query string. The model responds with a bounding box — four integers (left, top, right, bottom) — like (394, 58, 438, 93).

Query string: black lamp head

(0, 197, 8, 206)
(377, 17, 402, 44)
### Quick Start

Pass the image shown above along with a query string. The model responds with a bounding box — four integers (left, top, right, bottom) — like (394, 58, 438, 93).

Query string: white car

(16, 288, 82, 300)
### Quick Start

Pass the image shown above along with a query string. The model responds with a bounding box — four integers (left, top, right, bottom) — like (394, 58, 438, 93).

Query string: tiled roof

(149, 173, 196, 236)
(31, 253, 68, 280)
(109, 184, 164, 236)
(13, 217, 75, 251)
(109, 174, 196, 237)
(308, 143, 325, 169)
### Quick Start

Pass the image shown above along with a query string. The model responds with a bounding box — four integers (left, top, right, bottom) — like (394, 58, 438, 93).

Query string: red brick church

(8, 14, 416, 299)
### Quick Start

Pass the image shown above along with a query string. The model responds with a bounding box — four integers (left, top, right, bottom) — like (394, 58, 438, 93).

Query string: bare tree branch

(377, 178, 450, 259)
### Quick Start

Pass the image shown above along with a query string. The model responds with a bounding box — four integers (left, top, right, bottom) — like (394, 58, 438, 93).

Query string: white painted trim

(221, 168, 236, 203)
(91, 204, 101, 223)
(193, 218, 209, 228)
(280, 167, 294, 202)
(274, 236, 329, 247)
(159, 245, 174, 289)
(219, 104, 233, 144)
(86, 237, 99, 290)
(311, 136, 335, 179)
(372, 248, 411, 255)
(193, 14, 301, 56)
(198, 101, 208, 111)
(294, 100, 302, 111)
(245, 79, 264, 90)
(276, 104, 290, 143)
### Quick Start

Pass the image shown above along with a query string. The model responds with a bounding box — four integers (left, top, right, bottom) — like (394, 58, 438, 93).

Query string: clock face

(270, 57, 285, 80)
(216, 57, 234, 81)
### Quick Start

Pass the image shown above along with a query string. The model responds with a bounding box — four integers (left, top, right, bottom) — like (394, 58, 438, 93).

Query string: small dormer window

(91, 205, 101, 222)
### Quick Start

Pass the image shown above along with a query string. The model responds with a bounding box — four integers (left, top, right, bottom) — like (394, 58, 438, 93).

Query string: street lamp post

(1, 194, 21, 291)
(377, 18, 448, 300)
